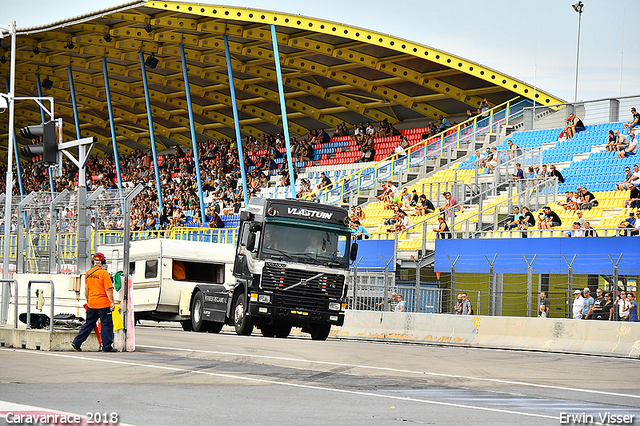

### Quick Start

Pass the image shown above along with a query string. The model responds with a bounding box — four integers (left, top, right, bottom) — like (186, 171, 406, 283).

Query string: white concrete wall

(331, 311, 640, 358)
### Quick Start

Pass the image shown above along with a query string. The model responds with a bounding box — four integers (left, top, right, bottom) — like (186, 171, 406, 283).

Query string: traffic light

(19, 121, 58, 165)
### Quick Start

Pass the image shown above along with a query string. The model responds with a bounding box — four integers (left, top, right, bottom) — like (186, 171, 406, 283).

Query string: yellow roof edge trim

(145, 1, 564, 106)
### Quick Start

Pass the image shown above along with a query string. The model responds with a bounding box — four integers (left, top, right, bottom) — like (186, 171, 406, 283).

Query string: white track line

(1, 348, 558, 421)
(138, 344, 640, 400)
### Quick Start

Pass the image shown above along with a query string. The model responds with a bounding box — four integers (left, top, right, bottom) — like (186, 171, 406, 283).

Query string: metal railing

(305, 97, 531, 204)
(362, 177, 559, 267)
(448, 226, 640, 239)
(347, 277, 482, 314)
(0, 227, 241, 266)
(523, 94, 640, 132)
(449, 177, 559, 239)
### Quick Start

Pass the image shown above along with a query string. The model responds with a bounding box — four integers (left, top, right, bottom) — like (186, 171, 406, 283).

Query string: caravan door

(131, 258, 162, 313)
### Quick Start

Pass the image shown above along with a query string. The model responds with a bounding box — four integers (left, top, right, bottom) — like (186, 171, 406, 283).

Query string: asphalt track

(1, 326, 639, 426)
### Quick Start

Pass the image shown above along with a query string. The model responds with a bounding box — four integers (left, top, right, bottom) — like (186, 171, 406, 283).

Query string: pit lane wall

(332, 311, 640, 359)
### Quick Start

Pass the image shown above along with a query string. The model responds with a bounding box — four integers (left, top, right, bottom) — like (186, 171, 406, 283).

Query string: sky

(1, 0, 639, 105)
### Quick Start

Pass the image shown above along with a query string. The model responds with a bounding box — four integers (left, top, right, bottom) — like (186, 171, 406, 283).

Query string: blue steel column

(67, 67, 82, 140)
(139, 51, 163, 212)
(4, 78, 22, 196)
(101, 58, 124, 198)
(179, 44, 206, 221)
(222, 35, 249, 207)
(270, 25, 296, 199)
(36, 74, 55, 195)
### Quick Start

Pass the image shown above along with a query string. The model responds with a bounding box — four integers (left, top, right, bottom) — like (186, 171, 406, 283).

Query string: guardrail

(305, 97, 531, 204)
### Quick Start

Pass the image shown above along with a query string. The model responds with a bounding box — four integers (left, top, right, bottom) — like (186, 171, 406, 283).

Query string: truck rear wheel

(233, 293, 255, 336)
(191, 291, 207, 332)
(309, 324, 331, 341)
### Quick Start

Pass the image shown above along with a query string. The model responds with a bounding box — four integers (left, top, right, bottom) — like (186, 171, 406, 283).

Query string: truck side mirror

(247, 234, 256, 252)
(350, 242, 358, 261)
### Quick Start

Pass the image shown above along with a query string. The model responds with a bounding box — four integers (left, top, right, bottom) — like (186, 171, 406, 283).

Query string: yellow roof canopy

(0, 1, 563, 155)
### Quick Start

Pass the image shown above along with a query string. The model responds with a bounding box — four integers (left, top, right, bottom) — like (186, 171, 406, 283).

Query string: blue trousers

(73, 307, 114, 351)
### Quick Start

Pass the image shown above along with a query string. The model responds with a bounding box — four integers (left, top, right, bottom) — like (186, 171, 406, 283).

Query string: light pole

(0, 21, 16, 326)
(572, 1, 584, 102)
(1, 22, 16, 281)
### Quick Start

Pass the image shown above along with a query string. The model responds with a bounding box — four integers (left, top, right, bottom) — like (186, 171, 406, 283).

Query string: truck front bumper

(246, 293, 345, 326)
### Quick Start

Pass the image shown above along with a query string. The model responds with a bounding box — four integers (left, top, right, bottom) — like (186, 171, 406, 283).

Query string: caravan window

(172, 260, 225, 284)
(145, 260, 158, 278)
(129, 262, 136, 276)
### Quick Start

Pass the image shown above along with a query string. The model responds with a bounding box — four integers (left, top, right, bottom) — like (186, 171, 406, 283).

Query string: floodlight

(145, 54, 159, 69)
(41, 77, 53, 90)
(572, 1, 583, 13)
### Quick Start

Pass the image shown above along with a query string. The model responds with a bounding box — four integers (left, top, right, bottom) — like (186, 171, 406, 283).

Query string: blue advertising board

(434, 237, 640, 275)
(350, 240, 395, 271)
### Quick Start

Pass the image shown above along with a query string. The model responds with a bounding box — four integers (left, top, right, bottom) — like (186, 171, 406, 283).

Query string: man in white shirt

(394, 294, 407, 312)
(617, 292, 630, 320)
(572, 289, 584, 319)
(365, 122, 375, 135)
(618, 133, 638, 159)
(377, 180, 400, 202)
(388, 212, 413, 232)
(354, 123, 363, 138)
(614, 130, 629, 151)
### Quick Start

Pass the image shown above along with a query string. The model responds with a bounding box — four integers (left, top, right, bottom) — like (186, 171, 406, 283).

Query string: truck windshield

(260, 223, 349, 267)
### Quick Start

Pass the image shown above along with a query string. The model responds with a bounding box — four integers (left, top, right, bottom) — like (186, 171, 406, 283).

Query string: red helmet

(93, 252, 106, 265)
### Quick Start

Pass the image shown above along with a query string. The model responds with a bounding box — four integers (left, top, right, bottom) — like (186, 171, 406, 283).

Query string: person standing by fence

(460, 293, 473, 315)
(572, 290, 584, 319)
(538, 291, 550, 318)
(394, 294, 406, 312)
(71, 253, 117, 352)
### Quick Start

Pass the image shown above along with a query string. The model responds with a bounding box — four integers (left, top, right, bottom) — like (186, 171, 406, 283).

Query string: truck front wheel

(309, 324, 331, 341)
(191, 291, 207, 332)
(233, 294, 255, 336)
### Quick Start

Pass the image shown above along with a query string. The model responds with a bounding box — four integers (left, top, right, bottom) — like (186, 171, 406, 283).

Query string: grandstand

(0, 2, 638, 320)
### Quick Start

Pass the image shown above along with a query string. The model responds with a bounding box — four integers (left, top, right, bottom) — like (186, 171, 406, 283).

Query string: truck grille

(261, 265, 345, 301)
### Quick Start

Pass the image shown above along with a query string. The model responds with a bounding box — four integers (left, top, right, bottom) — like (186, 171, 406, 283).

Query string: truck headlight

(258, 294, 271, 304)
(329, 302, 341, 311)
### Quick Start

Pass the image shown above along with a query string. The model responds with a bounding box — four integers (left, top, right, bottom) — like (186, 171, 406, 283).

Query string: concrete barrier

(333, 311, 640, 358)
(0, 325, 99, 351)
(334, 311, 480, 346)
